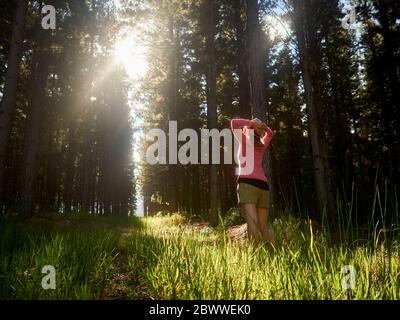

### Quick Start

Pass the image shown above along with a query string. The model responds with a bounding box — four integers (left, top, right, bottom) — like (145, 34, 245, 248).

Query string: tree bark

(18, 32, 50, 218)
(205, 0, 218, 226)
(374, 0, 400, 185)
(246, 0, 273, 211)
(234, 0, 251, 118)
(167, 16, 179, 214)
(293, 0, 335, 219)
(246, 0, 267, 122)
(0, 0, 28, 211)
(82, 1, 97, 213)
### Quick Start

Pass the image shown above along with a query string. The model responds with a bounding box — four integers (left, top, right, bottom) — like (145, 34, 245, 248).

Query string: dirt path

(183, 221, 248, 241)
(16, 215, 249, 299)
(100, 236, 150, 300)
(99, 220, 249, 299)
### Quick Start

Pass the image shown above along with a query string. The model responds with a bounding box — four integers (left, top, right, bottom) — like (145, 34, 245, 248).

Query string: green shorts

(237, 183, 269, 208)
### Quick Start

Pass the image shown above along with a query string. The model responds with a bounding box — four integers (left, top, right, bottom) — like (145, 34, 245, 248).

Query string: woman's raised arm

(231, 118, 251, 142)
(261, 127, 273, 149)
(230, 118, 252, 130)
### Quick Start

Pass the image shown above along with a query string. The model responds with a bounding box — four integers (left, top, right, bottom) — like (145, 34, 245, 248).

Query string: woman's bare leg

(240, 204, 262, 244)
(256, 207, 272, 243)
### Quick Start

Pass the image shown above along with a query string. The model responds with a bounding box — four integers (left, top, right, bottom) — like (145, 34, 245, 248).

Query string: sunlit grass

(127, 215, 400, 300)
(1, 210, 399, 300)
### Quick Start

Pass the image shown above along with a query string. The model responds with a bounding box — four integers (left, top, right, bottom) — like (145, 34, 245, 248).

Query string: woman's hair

(253, 130, 264, 147)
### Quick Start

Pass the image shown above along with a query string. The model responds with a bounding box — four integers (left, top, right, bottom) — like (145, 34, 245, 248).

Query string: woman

(231, 118, 274, 244)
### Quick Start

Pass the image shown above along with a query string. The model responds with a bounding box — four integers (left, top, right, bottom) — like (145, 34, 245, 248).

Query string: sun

(114, 37, 148, 79)
(264, 15, 291, 41)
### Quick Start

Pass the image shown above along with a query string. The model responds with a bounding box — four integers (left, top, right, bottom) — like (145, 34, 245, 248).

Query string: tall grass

(126, 215, 400, 300)
(0, 221, 120, 299)
(1, 201, 399, 300)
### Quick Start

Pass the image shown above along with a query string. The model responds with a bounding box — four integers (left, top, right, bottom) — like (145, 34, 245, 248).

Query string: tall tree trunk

(246, 0, 267, 122)
(205, 0, 218, 226)
(234, 0, 251, 118)
(374, 0, 400, 185)
(167, 17, 178, 214)
(325, 32, 352, 189)
(18, 32, 50, 218)
(82, 2, 97, 213)
(293, 0, 335, 220)
(82, 132, 93, 213)
(64, 127, 77, 213)
(246, 0, 273, 211)
(0, 0, 28, 211)
(44, 133, 58, 212)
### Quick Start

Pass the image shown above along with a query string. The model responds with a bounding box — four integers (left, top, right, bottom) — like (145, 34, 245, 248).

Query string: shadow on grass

(0, 212, 144, 234)
(0, 214, 143, 300)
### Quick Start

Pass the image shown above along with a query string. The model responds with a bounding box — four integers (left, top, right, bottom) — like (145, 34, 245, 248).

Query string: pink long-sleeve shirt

(231, 118, 273, 183)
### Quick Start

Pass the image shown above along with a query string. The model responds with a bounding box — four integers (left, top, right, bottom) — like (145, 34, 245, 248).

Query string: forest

(1, 0, 400, 300)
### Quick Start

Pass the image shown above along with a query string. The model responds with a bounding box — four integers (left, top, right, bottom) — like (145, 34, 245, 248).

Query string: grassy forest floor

(1, 213, 400, 299)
